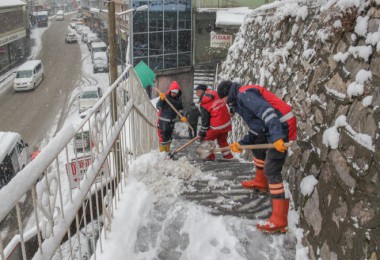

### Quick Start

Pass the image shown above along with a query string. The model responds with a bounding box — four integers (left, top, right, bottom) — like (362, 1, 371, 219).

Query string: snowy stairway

(170, 136, 272, 220)
(193, 67, 216, 103)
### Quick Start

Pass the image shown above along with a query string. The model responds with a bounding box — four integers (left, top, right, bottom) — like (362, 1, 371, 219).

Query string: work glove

(228, 106, 235, 116)
(181, 116, 187, 123)
(230, 142, 242, 153)
(160, 93, 166, 101)
(198, 130, 206, 141)
(274, 139, 287, 153)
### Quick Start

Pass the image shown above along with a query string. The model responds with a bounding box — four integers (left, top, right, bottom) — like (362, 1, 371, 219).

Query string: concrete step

(170, 137, 272, 219)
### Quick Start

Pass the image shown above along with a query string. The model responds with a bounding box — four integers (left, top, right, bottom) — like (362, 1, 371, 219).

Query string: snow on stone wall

(219, 1, 380, 259)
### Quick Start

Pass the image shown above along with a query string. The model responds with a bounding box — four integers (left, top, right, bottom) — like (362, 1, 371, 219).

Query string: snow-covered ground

(91, 150, 309, 260)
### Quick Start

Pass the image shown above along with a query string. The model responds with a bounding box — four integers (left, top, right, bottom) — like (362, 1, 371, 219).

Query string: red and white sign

(210, 33, 232, 48)
(65, 157, 105, 189)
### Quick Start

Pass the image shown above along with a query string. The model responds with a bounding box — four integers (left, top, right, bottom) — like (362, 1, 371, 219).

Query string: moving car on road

(56, 10, 64, 21)
(13, 60, 44, 91)
(36, 11, 48, 27)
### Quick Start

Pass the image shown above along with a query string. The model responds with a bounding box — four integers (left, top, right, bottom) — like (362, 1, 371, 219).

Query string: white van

(56, 10, 64, 21)
(13, 60, 44, 91)
(0, 132, 29, 189)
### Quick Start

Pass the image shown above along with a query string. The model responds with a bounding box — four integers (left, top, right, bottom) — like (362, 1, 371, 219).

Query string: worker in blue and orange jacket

(217, 80, 296, 233)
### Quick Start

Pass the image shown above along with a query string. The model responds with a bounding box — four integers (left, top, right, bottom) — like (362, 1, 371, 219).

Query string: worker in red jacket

(217, 80, 296, 233)
(195, 84, 233, 160)
(156, 81, 187, 152)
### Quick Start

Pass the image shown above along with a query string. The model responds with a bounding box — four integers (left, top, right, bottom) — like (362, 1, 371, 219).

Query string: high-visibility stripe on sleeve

(264, 113, 278, 124)
(248, 129, 259, 135)
(262, 107, 275, 118)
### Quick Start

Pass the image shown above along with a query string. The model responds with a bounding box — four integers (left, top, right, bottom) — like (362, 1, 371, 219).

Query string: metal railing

(0, 66, 158, 259)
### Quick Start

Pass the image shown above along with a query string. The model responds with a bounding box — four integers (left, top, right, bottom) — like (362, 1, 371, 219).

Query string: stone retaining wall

(219, 1, 380, 258)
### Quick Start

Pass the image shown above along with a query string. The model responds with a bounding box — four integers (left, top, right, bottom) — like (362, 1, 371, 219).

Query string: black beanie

(217, 81, 232, 98)
(195, 84, 207, 91)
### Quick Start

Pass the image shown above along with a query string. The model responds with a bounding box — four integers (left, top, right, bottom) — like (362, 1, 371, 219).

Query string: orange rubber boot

(206, 153, 216, 161)
(241, 169, 268, 192)
(256, 198, 289, 233)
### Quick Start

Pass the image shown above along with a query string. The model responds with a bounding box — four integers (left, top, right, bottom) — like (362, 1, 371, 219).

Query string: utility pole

(108, 0, 118, 122)
(107, 0, 122, 173)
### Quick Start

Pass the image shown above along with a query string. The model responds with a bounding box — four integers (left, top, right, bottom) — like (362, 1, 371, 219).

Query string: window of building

(131, 0, 191, 71)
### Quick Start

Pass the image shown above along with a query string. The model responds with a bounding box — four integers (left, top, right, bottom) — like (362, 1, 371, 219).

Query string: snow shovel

(153, 87, 194, 132)
(196, 141, 294, 160)
(168, 136, 201, 159)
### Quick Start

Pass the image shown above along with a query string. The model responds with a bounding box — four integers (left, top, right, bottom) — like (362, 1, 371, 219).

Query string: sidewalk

(0, 68, 16, 93)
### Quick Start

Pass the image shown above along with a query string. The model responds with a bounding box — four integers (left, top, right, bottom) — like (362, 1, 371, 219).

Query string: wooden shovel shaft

(170, 136, 200, 156)
(153, 87, 194, 131)
(214, 142, 293, 153)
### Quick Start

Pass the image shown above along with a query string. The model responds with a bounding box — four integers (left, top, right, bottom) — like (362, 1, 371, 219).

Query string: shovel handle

(169, 136, 200, 157)
(214, 142, 293, 153)
(153, 87, 194, 131)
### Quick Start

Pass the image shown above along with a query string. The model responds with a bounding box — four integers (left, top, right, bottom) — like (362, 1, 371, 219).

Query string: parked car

(65, 32, 77, 43)
(76, 25, 85, 35)
(93, 52, 108, 73)
(0, 132, 29, 189)
(91, 42, 107, 60)
(79, 86, 102, 115)
(80, 26, 91, 34)
(87, 37, 102, 50)
(13, 60, 44, 91)
(81, 28, 92, 42)
(75, 22, 83, 32)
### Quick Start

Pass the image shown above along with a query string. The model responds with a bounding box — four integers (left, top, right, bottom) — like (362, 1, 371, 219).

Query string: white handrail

(0, 66, 158, 259)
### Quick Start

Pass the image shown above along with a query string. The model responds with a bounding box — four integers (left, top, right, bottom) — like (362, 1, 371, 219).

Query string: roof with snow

(0, 0, 26, 8)
(214, 7, 252, 26)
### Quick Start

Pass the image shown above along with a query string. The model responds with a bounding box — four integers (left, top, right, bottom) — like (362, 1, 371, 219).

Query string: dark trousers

(157, 120, 175, 145)
(188, 124, 197, 139)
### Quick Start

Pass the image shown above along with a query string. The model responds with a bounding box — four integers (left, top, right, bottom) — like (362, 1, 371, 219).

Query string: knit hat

(195, 84, 207, 91)
(217, 81, 233, 98)
(171, 89, 179, 94)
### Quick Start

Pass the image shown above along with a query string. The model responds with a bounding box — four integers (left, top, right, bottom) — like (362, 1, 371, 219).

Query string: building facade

(0, 1, 28, 74)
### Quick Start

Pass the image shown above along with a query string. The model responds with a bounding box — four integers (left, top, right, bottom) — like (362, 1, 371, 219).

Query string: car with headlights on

(65, 32, 77, 43)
